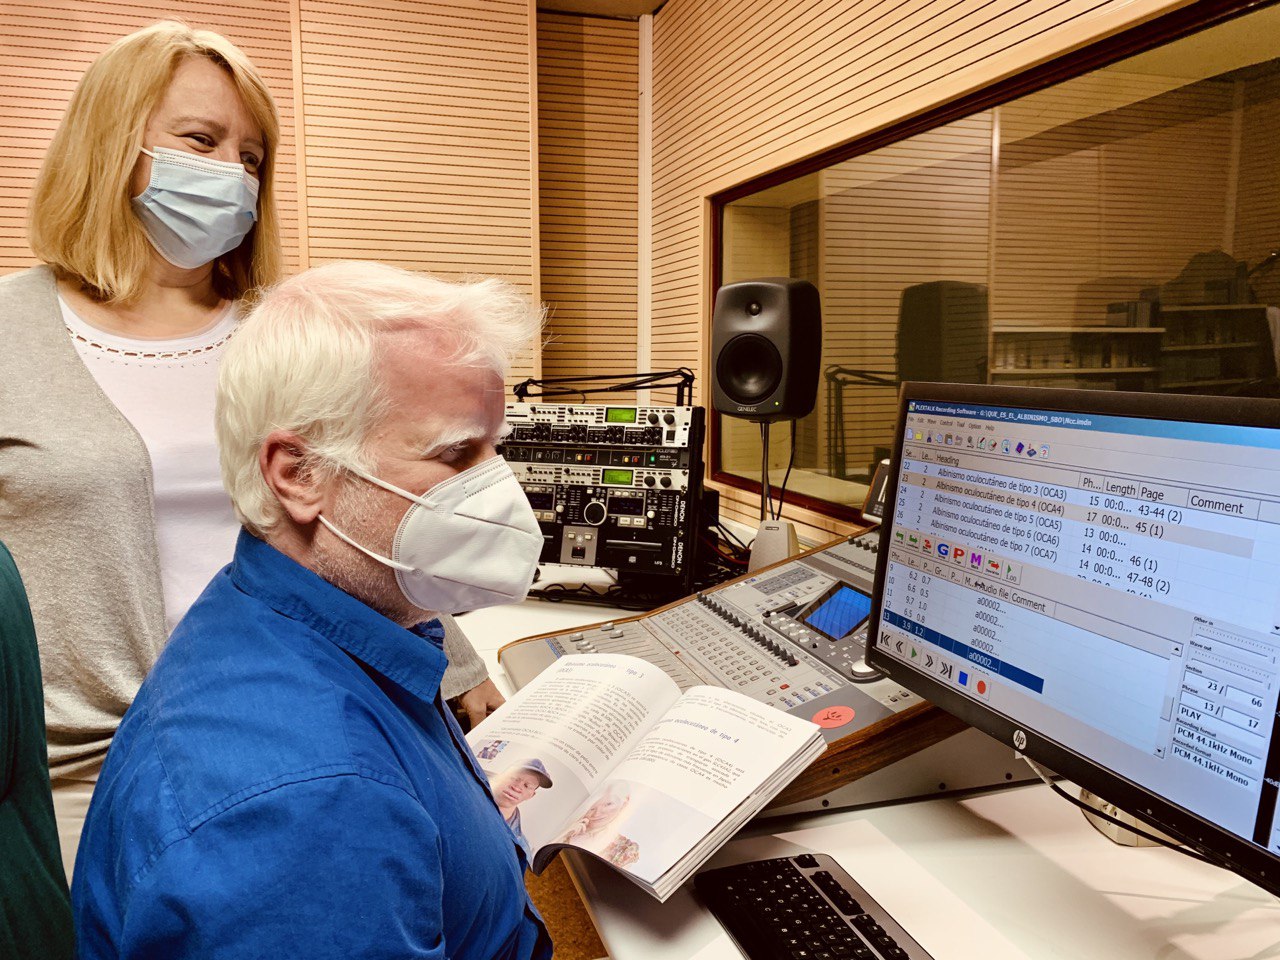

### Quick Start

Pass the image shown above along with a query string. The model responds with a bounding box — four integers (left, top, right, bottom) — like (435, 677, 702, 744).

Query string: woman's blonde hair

(28, 21, 282, 303)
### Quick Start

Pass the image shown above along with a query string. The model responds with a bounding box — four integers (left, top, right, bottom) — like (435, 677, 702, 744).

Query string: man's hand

(454, 678, 505, 730)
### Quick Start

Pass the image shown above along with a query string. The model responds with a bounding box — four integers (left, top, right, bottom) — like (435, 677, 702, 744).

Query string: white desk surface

(457, 601, 1280, 960)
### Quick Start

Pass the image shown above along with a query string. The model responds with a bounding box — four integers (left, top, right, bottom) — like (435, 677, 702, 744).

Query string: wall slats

(537, 11, 639, 388)
(1234, 74, 1280, 308)
(296, 0, 537, 343)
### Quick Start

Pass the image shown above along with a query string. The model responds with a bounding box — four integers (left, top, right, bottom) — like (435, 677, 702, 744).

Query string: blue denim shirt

(73, 531, 551, 960)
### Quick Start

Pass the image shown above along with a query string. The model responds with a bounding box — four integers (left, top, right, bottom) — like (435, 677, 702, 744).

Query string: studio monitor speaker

(712, 278, 821, 423)
(896, 281, 989, 383)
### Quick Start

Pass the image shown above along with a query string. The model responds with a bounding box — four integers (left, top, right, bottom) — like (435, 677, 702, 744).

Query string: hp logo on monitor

(1013, 730, 1028, 751)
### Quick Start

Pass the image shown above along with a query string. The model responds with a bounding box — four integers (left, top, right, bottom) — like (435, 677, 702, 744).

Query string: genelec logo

(735, 405, 756, 413)
(1012, 730, 1028, 750)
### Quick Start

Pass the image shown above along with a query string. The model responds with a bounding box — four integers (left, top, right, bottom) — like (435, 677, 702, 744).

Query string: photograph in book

(476, 748, 590, 857)
(552, 779, 716, 880)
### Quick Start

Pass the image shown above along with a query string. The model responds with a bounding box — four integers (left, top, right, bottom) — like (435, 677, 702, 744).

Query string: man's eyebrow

(418, 423, 504, 457)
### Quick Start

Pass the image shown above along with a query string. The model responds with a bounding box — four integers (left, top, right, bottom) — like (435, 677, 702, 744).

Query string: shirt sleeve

(439, 613, 489, 700)
(117, 773, 446, 960)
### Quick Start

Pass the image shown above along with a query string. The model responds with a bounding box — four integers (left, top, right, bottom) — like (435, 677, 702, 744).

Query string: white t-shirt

(63, 297, 241, 634)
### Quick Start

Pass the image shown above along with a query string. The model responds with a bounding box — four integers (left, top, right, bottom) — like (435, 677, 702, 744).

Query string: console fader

(500, 402, 704, 595)
(500, 530, 927, 745)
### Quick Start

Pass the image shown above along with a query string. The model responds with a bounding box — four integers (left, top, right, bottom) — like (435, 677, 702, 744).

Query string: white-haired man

(73, 262, 551, 960)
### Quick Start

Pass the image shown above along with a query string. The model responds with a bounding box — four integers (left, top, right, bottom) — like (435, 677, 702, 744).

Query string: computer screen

(866, 382, 1280, 897)
(800, 583, 873, 642)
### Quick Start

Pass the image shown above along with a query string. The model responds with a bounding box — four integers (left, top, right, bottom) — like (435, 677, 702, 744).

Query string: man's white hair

(217, 260, 541, 537)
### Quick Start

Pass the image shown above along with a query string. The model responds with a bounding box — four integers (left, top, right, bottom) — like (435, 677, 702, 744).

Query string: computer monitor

(866, 382, 1280, 897)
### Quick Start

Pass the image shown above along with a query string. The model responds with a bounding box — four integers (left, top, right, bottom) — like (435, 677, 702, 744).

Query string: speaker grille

(716, 333, 782, 404)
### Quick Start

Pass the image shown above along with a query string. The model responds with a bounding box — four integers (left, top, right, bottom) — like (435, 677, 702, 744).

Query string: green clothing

(0, 540, 73, 958)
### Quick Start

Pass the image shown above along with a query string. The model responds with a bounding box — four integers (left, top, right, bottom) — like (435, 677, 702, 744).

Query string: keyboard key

(832, 895, 862, 915)
(851, 915, 882, 936)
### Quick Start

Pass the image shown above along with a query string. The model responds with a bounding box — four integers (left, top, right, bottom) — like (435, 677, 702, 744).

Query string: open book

(466, 653, 825, 901)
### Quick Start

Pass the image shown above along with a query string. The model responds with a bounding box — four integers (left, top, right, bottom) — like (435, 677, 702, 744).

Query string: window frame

(707, 0, 1270, 525)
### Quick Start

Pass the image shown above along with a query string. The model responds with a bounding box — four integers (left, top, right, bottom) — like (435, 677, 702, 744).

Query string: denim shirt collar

(227, 529, 447, 703)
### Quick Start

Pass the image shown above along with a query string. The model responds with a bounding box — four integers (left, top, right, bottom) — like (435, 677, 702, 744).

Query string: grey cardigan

(0, 265, 487, 780)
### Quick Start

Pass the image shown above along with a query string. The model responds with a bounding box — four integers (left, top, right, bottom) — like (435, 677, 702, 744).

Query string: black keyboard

(694, 854, 934, 960)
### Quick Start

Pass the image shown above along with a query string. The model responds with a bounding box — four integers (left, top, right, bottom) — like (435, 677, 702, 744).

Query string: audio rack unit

(500, 402, 705, 599)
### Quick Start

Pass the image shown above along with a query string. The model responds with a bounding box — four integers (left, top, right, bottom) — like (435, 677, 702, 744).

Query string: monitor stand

(1079, 788, 1178, 847)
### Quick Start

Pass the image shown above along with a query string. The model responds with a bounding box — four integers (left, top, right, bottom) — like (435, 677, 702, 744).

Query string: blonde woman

(0, 22, 502, 881)
(0, 23, 281, 882)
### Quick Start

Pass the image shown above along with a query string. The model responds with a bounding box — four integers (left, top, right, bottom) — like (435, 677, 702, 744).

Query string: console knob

(647, 413, 659, 425)
(663, 413, 675, 425)
(644, 476, 656, 488)
(583, 500, 607, 526)
(660, 476, 672, 488)
(848, 658, 884, 683)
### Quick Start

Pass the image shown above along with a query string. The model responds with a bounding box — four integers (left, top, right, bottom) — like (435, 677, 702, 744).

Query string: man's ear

(259, 430, 327, 526)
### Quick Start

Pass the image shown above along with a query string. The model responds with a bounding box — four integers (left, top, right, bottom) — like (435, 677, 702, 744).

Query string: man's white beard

(313, 478, 431, 627)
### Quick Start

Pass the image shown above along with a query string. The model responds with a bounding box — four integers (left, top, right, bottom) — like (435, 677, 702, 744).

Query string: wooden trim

(289, 0, 310, 270)
(528, 0, 542, 380)
(637, 13, 653, 374)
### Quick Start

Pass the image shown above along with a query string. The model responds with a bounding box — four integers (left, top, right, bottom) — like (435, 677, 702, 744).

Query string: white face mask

(131, 146, 259, 269)
(317, 456, 543, 615)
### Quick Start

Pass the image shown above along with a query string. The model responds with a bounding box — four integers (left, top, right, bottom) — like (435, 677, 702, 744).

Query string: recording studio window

(715, 2, 1280, 521)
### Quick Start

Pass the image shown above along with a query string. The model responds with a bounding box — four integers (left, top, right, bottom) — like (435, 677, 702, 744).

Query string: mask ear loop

(349, 468, 431, 504)
(316, 514, 414, 573)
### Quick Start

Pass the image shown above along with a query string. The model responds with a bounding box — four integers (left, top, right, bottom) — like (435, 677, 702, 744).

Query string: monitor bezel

(866, 381, 1280, 898)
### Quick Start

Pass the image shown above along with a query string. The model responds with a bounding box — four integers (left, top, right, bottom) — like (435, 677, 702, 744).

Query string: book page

(549, 686, 821, 884)
(466, 654, 681, 858)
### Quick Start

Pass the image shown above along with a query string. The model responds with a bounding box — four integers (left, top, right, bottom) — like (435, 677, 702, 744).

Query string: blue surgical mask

(131, 146, 260, 269)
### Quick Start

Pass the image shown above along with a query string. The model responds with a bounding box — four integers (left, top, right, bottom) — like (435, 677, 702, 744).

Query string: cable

(512, 368, 696, 405)
(759, 421, 771, 522)
(1023, 757, 1215, 866)
(715, 522, 748, 553)
(774, 419, 798, 520)
(701, 534, 748, 566)
(530, 582, 655, 612)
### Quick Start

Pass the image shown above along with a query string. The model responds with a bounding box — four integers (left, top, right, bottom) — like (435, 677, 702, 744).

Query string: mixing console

(501, 530, 927, 744)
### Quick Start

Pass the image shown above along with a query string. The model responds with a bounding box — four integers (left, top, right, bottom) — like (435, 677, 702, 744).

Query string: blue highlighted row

(881, 609, 1045, 695)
